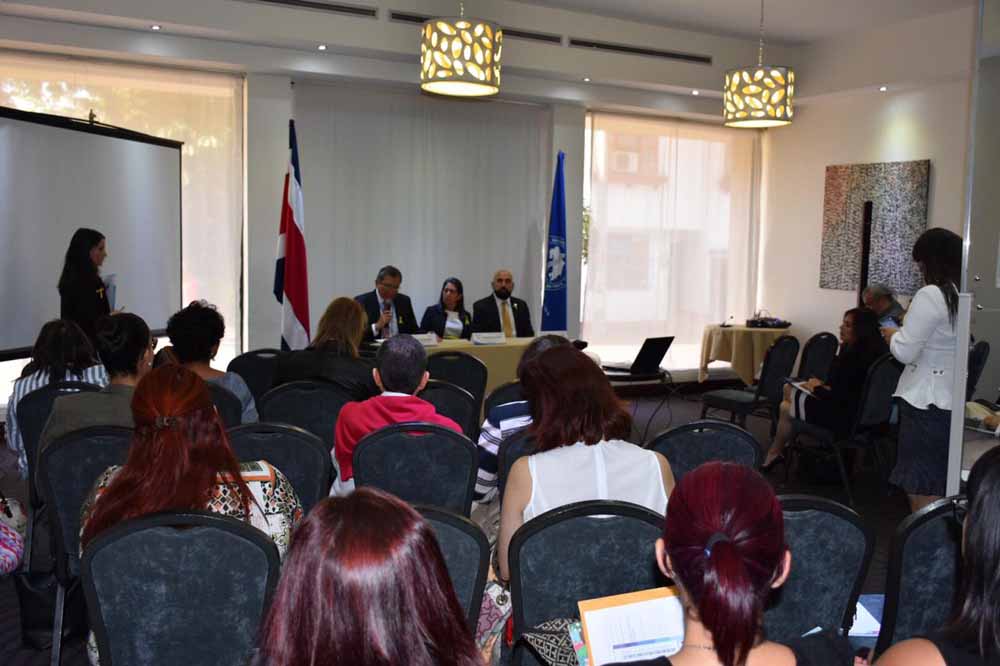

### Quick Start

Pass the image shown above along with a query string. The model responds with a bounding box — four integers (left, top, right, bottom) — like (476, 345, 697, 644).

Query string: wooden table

(699, 325, 788, 385)
(428, 337, 535, 397)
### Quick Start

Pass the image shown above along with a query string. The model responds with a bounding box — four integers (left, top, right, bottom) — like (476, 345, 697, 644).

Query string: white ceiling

(511, 0, 975, 44)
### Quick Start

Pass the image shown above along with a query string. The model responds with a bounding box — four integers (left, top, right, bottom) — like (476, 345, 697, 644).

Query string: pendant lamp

(420, 2, 503, 97)
(724, 0, 794, 128)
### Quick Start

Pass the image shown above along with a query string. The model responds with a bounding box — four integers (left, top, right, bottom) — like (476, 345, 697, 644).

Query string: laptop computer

(602, 337, 674, 375)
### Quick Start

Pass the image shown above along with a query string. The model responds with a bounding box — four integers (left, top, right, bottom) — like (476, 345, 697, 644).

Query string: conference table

(428, 337, 535, 397)
(698, 324, 788, 385)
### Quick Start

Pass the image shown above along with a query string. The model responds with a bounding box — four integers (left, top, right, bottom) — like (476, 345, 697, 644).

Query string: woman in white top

(883, 228, 962, 513)
(498, 345, 674, 580)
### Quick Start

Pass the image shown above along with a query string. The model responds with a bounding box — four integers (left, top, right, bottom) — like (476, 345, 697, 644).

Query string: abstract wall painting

(819, 159, 930, 295)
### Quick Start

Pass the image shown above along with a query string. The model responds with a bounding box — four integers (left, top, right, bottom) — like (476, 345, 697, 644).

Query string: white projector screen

(0, 107, 182, 356)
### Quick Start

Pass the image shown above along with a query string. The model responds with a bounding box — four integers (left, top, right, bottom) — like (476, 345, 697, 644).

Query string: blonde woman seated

(497, 345, 674, 580)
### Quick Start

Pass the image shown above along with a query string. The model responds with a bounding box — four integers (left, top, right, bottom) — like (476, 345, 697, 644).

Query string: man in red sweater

(332, 334, 461, 494)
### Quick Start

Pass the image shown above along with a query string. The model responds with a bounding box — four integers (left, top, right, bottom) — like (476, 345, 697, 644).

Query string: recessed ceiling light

(583, 77, 591, 82)
(691, 90, 700, 95)
(318, 44, 327, 51)
(150, 24, 161, 31)
(879, 85, 888, 92)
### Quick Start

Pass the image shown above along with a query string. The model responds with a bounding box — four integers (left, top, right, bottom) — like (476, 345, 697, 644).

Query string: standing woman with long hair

(255, 488, 481, 666)
(884, 228, 963, 512)
(58, 228, 111, 344)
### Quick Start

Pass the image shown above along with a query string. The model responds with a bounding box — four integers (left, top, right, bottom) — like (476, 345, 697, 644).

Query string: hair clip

(154, 416, 178, 430)
(704, 532, 731, 558)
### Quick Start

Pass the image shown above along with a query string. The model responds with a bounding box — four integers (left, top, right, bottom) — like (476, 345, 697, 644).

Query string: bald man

(471, 269, 535, 338)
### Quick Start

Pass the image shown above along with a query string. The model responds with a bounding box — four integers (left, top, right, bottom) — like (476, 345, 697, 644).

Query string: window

(582, 113, 760, 372)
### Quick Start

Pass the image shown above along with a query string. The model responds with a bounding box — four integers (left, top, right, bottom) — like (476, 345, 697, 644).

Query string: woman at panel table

(58, 228, 112, 345)
(420, 277, 472, 340)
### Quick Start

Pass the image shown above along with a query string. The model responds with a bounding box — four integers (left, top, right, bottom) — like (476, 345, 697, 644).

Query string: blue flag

(542, 151, 567, 332)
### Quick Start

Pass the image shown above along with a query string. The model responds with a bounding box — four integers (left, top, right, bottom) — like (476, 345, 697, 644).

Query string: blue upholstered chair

(419, 379, 480, 440)
(497, 429, 537, 502)
(207, 383, 242, 429)
(227, 348, 282, 403)
(647, 420, 761, 483)
(797, 332, 840, 382)
(484, 381, 525, 418)
(257, 380, 353, 451)
(427, 351, 488, 418)
(417, 505, 490, 630)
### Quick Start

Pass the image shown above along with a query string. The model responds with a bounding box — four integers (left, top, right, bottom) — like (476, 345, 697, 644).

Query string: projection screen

(0, 106, 182, 357)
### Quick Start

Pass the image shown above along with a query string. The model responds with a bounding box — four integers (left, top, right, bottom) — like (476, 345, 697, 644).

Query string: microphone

(383, 299, 392, 313)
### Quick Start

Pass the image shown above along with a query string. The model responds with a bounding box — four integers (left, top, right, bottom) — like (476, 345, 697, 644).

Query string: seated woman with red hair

(80, 365, 302, 555)
(253, 488, 481, 666)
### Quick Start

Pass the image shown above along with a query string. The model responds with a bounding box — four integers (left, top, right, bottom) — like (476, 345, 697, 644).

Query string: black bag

(13, 571, 89, 650)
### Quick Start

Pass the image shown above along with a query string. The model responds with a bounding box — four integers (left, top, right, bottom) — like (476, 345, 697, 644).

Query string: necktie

(501, 300, 514, 338)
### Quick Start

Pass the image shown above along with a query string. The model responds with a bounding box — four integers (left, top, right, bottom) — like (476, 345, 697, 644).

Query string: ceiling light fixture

(723, 0, 794, 128)
(318, 44, 327, 51)
(150, 24, 161, 31)
(583, 77, 591, 82)
(879, 85, 888, 92)
(420, 1, 503, 97)
(692, 90, 700, 95)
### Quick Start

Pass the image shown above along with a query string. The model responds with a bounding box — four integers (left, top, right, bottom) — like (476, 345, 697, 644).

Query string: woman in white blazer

(883, 228, 962, 513)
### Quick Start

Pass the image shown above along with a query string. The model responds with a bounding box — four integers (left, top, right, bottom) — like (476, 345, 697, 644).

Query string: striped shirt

(474, 400, 532, 503)
(5, 365, 108, 478)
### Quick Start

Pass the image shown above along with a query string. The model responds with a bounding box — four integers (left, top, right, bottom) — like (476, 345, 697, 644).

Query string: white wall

(759, 78, 971, 342)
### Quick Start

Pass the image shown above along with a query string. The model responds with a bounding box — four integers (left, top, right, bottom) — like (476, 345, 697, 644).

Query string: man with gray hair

(863, 283, 906, 324)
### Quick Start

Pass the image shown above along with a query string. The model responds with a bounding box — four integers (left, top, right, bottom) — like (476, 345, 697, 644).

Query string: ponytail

(665, 463, 786, 666)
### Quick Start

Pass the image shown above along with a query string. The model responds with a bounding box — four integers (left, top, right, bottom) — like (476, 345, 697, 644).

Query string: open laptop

(602, 336, 674, 375)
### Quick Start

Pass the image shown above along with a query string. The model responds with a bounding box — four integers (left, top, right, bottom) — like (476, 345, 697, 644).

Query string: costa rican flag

(273, 120, 310, 350)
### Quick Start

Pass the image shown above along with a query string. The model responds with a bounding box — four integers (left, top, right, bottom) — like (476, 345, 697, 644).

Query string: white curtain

(293, 82, 551, 327)
(0, 52, 243, 393)
(582, 113, 760, 370)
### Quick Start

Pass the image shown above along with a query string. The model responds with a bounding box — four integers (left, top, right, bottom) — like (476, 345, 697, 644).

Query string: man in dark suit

(355, 265, 420, 343)
(471, 269, 535, 338)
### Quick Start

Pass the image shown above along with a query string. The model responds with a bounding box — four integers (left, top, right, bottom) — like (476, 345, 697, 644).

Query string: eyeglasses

(953, 497, 969, 524)
(378, 281, 401, 292)
(442, 287, 459, 294)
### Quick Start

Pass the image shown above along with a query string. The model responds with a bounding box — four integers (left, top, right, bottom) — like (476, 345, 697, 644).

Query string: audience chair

(700, 335, 800, 438)
(207, 383, 243, 428)
(419, 379, 480, 440)
(257, 380, 354, 451)
(483, 381, 525, 418)
(763, 495, 874, 643)
(227, 348, 283, 404)
(227, 423, 334, 515)
(427, 351, 488, 417)
(16, 380, 102, 570)
(873, 496, 963, 658)
(81, 510, 281, 666)
(797, 332, 839, 382)
(497, 429, 537, 502)
(647, 420, 761, 483)
(417, 505, 490, 630)
(353, 423, 478, 515)
(788, 353, 903, 507)
(967, 340, 990, 402)
(37, 426, 132, 666)
(508, 500, 665, 666)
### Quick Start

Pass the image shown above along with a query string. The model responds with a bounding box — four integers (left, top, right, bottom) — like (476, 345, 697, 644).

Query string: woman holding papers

(609, 462, 850, 666)
(497, 345, 674, 580)
(58, 227, 112, 344)
(762, 307, 887, 470)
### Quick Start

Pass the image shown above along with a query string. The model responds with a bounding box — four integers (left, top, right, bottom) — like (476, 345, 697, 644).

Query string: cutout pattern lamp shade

(420, 18, 503, 97)
(723, 66, 795, 127)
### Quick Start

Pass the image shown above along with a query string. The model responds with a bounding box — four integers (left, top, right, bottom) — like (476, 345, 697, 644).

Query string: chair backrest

(763, 495, 874, 642)
(227, 423, 333, 515)
(417, 505, 490, 630)
(497, 429, 537, 502)
(799, 332, 839, 382)
(874, 496, 963, 657)
(484, 381, 525, 418)
(226, 349, 283, 404)
(257, 380, 354, 450)
(427, 352, 488, 416)
(207, 383, 243, 428)
(37, 426, 133, 581)
(353, 423, 478, 515)
(967, 340, 991, 401)
(854, 354, 904, 432)
(757, 335, 800, 403)
(81, 510, 280, 666)
(509, 501, 664, 651)
(647, 420, 761, 483)
(17, 380, 102, 507)
(419, 380, 480, 439)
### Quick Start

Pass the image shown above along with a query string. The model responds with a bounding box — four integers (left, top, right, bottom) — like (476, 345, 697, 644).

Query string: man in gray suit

(37, 313, 154, 463)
